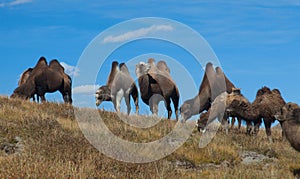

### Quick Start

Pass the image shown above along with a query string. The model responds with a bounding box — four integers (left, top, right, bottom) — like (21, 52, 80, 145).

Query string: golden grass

(0, 96, 300, 178)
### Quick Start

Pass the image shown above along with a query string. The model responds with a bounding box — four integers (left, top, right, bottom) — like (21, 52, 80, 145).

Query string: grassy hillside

(0, 96, 299, 178)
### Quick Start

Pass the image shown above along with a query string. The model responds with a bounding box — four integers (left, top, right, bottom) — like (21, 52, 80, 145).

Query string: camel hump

(34, 56, 48, 69)
(215, 66, 224, 75)
(49, 59, 65, 73)
(18, 68, 33, 86)
(106, 61, 119, 87)
(157, 61, 170, 74)
(119, 63, 130, 74)
(256, 86, 272, 97)
(272, 89, 281, 95)
(205, 62, 216, 79)
(148, 58, 156, 65)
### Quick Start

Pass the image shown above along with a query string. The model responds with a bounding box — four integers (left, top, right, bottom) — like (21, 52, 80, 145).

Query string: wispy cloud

(60, 62, 80, 77)
(73, 85, 100, 95)
(103, 25, 174, 43)
(0, 0, 32, 7)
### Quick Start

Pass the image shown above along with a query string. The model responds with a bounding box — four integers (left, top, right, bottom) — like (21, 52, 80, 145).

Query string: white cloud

(60, 62, 80, 77)
(103, 25, 174, 43)
(73, 85, 100, 95)
(0, 0, 32, 7)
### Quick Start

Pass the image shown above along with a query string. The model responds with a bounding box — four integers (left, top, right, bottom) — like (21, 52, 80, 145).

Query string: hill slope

(0, 96, 299, 178)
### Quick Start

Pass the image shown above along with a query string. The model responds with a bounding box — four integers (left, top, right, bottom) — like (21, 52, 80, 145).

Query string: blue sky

(1, 0, 300, 120)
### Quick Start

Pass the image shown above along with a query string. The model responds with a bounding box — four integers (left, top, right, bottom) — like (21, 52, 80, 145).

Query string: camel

(17, 57, 48, 101)
(198, 88, 253, 134)
(95, 61, 139, 115)
(135, 60, 180, 120)
(11, 57, 72, 104)
(204, 86, 286, 141)
(180, 62, 235, 121)
(275, 102, 300, 152)
(252, 87, 286, 141)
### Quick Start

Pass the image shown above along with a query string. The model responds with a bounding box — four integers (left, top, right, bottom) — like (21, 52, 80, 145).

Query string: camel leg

(165, 98, 172, 120)
(114, 90, 124, 113)
(59, 89, 69, 104)
(231, 117, 236, 129)
(135, 101, 139, 115)
(220, 114, 228, 135)
(63, 95, 69, 103)
(278, 121, 286, 141)
(253, 119, 261, 135)
(263, 119, 273, 142)
(125, 94, 131, 115)
(130, 86, 139, 114)
(149, 95, 159, 116)
(67, 88, 72, 104)
(131, 94, 139, 115)
(153, 102, 158, 116)
(237, 117, 242, 131)
(246, 120, 252, 135)
(40, 94, 46, 103)
(112, 97, 119, 113)
(172, 97, 179, 121)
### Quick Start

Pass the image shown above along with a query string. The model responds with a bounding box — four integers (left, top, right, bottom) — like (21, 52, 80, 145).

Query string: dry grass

(0, 96, 300, 178)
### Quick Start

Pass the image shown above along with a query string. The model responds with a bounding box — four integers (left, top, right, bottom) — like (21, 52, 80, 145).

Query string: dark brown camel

(252, 87, 286, 141)
(135, 60, 180, 120)
(11, 57, 72, 104)
(180, 62, 235, 121)
(275, 102, 300, 152)
(95, 61, 139, 115)
(205, 86, 286, 141)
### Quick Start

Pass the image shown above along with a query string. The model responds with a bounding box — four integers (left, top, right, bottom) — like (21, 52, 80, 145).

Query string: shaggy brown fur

(275, 102, 300, 151)
(135, 61, 180, 120)
(252, 86, 286, 141)
(11, 57, 72, 104)
(96, 61, 139, 115)
(180, 63, 235, 121)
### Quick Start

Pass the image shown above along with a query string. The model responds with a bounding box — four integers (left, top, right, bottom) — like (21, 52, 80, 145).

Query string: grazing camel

(275, 102, 300, 152)
(11, 57, 72, 104)
(95, 61, 139, 115)
(135, 60, 180, 120)
(180, 62, 235, 121)
(203, 86, 286, 141)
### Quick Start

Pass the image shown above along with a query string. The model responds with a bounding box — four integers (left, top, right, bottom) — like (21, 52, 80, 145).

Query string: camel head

(197, 111, 209, 132)
(95, 85, 112, 106)
(135, 62, 151, 77)
(180, 98, 196, 121)
(275, 102, 299, 122)
(11, 85, 31, 100)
